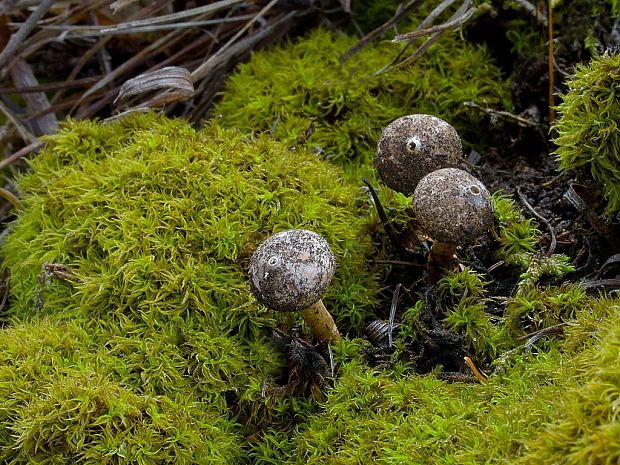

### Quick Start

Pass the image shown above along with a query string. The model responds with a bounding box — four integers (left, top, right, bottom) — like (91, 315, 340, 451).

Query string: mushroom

(375, 114, 463, 196)
(413, 168, 493, 284)
(248, 229, 341, 344)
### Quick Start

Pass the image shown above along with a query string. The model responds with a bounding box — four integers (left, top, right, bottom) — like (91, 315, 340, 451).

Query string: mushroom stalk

(300, 299, 341, 344)
(427, 241, 457, 285)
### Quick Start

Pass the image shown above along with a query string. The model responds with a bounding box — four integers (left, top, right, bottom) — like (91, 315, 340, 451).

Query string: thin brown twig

(517, 187, 557, 257)
(495, 323, 565, 370)
(340, 0, 422, 62)
(0, 187, 20, 210)
(0, 0, 55, 73)
(29, 15, 256, 37)
(393, 2, 476, 42)
(9, 57, 58, 134)
(547, 0, 555, 123)
(0, 141, 43, 171)
(0, 98, 38, 145)
(372, 0, 477, 77)
(100, 0, 244, 33)
(369, 0, 458, 76)
(464, 101, 540, 128)
(0, 76, 101, 94)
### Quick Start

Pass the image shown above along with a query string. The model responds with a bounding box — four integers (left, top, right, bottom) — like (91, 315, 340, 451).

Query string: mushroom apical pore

(375, 114, 463, 196)
(249, 229, 340, 343)
(413, 168, 493, 283)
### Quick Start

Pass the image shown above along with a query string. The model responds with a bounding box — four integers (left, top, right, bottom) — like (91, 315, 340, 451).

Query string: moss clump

(518, 300, 620, 464)
(247, 299, 620, 464)
(5, 112, 380, 330)
(0, 316, 243, 464)
(554, 50, 620, 216)
(213, 27, 512, 173)
(0, 112, 383, 462)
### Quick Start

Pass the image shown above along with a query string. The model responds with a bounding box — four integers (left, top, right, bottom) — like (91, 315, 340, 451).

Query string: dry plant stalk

(0, 0, 340, 149)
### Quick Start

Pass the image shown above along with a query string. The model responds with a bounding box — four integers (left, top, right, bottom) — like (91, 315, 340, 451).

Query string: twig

(99, 0, 245, 33)
(463, 356, 487, 383)
(393, 1, 476, 42)
(464, 101, 540, 128)
(511, 0, 547, 27)
(8, 57, 58, 134)
(0, 141, 43, 171)
(0, 76, 101, 94)
(374, 259, 426, 269)
(388, 283, 402, 347)
(495, 323, 565, 370)
(0, 0, 55, 73)
(192, 6, 292, 83)
(517, 323, 565, 345)
(517, 187, 557, 256)
(340, 0, 422, 62)
(547, 0, 555, 122)
(373, 0, 476, 76)
(0, 98, 38, 145)
(362, 178, 404, 253)
(578, 278, 620, 291)
(0, 186, 20, 210)
(30, 16, 255, 37)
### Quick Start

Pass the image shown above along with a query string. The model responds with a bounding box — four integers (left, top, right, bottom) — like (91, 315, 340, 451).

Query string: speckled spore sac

(414, 168, 493, 245)
(375, 114, 463, 196)
(248, 229, 336, 312)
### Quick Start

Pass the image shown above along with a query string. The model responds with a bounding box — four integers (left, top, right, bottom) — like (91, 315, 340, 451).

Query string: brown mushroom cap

(413, 168, 493, 245)
(375, 114, 463, 196)
(248, 229, 336, 312)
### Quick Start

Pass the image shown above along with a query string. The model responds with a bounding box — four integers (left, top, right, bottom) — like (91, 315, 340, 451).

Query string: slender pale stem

(426, 241, 457, 285)
(300, 299, 341, 344)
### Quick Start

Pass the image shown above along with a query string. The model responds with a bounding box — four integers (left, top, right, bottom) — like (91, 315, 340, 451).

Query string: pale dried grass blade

(110, 0, 140, 15)
(114, 66, 194, 108)
(8, 57, 58, 134)
(101, 0, 244, 33)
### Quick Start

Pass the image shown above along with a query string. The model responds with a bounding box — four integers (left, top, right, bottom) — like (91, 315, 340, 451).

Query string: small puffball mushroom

(375, 114, 463, 196)
(248, 229, 341, 344)
(413, 168, 493, 284)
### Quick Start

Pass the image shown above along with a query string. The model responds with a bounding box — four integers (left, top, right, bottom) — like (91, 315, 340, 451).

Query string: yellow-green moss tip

(553, 50, 620, 216)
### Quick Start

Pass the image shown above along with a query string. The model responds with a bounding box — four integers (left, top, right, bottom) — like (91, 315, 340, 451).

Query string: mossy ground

(0, 113, 384, 463)
(2, 3, 620, 463)
(2, 111, 618, 464)
(554, 50, 620, 217)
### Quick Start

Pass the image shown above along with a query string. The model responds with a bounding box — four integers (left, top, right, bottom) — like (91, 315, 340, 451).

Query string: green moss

(0, 316, 244, 464)
(0, 112, 384, 462)
(518, 300, 620, 464)
(213, 27, 512, 175)
(6, 112, 380, 330)
(493, 192, 541, 257)
(249, 298, 620, 464)
(553, 50, 620, 216)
